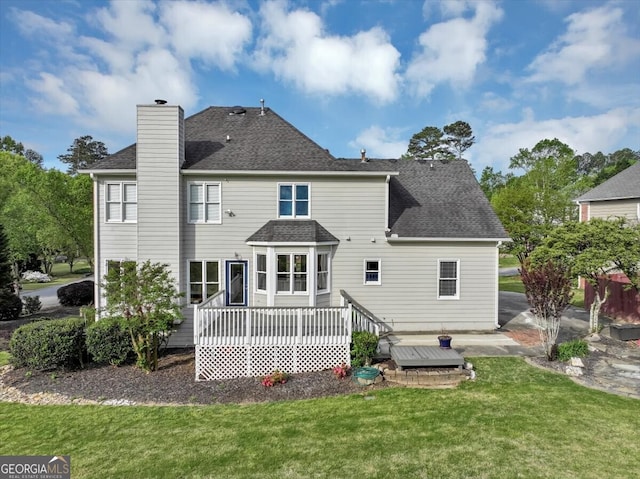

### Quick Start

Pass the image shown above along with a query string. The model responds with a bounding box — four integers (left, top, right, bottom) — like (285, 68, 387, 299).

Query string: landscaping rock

(570, 357, 585, 368)
(565, 365, 584, 377)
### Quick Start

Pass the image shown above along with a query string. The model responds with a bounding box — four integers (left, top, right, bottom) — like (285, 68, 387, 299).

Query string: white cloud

(480, 91, 514, 112)
(474, 107, 640, 173)
(526, 5, 640, 85)
(9, 8, 74, 38)
(15, 0, 255, 138)
(93, 0, 166, 51)
(161, 1, 252, 70)
(27, 73, 79, 115)
(406, 1, 503, 97)
(349, 125, 408, 159)
(253, 0, 401, 103)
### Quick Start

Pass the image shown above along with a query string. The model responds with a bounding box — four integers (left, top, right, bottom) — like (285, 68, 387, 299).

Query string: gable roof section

(91, 106, 395, 174)
(247, 220, 339, 244)
(386, 159, 508, 239)
(575, 161, 640, 202)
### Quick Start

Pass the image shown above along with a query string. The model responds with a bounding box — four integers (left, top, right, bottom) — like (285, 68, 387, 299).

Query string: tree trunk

(589, 287, 610, 333)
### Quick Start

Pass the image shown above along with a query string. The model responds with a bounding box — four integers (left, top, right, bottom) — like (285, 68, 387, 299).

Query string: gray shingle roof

(575, 161, 640, 202)
(386, 159, 508, 239)
(247, 220, 339, 243)
(91, 106, 394, 173)
(90, 104, 507, 240)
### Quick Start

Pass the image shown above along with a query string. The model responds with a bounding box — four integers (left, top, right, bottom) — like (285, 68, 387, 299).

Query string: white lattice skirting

(195, 344, 350, 381)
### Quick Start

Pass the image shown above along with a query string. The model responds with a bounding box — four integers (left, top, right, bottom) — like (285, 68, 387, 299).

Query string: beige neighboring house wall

(576, 161, 640, 224)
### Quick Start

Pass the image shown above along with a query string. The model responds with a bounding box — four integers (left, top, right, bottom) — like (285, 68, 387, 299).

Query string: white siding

(136, 104, 183, 283)
(94, 176, 138, 307)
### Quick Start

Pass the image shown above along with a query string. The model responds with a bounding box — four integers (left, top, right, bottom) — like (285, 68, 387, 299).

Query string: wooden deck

(391, 346, 465, 369)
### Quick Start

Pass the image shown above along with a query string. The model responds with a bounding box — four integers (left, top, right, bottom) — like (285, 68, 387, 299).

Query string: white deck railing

(194, 305, 352, 346)
(193, 290, 391, 380)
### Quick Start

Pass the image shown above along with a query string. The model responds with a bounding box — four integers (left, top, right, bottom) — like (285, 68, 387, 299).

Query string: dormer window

(278, 183, 309, 218)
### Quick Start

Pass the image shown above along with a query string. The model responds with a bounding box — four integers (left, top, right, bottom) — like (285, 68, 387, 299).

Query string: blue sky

(1, 0, 639, 174)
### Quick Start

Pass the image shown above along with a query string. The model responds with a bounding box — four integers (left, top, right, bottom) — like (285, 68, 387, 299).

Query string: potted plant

(438, 328, 452, 349)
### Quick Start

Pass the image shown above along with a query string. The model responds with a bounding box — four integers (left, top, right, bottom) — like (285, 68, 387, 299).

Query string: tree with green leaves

(102, 261, 184, 372)
(404, 121, 475, 161)
(58, 135, 108, 175)
(0, 135, 25, 155)
(492, 138, 589, 263)
(443, 121, 475, 160)
(531, 218, 640, 332)
(520, 260, 573, 360)
(405, 126, 449, 160)
(0, 223, 13, 292)
(0, 151, 93, 278)
(479, 166, 513, 201)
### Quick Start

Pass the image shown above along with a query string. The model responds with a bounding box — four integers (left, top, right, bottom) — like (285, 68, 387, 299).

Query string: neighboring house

(575, 161, 640, 223)
(575, 161, 640, 320)
(84, 101, 508, 379)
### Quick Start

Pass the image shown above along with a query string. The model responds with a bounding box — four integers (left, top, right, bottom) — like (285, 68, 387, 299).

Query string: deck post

(245, 308, 251, 346)
(296, 308, 303, 345)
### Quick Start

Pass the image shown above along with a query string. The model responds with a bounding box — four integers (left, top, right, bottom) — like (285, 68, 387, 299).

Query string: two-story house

(85, 101, 508, 379)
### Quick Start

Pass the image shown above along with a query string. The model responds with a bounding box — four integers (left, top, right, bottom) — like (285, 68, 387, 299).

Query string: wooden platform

(391, 346, 465, 369)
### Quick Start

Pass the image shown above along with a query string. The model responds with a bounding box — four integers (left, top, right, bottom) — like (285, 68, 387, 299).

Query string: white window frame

(364, 259, 381, 285)
(255, 253, 267, 294)
(437, 259, 460, 300)
(105, 182, 137, 223)
(277, 183, 310, 219)
(188, 260, 220, 304)
(188, 181, 222, 224)
(317, 252, 330, 294)
(276, 253, 308, 295)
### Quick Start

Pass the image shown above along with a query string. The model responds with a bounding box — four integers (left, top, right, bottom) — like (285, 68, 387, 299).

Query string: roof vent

(229, 106, 246, 115)
(260, 98, 265, 116)
(360, 149, 367, 163)
(154, 99, 167, 105)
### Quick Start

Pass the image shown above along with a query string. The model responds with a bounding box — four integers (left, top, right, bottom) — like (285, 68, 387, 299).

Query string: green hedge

(9, 318, 86, 370)
(86, 317, 134, 366)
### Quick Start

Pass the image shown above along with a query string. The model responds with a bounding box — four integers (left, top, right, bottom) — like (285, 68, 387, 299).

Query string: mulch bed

(2, 350, 390, 405)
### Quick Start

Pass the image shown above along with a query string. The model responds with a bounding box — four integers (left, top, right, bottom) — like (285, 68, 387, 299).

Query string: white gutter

(80, 169, 136, 175)
(181, 170, 399, 177)
(494, 240, 502, 329)
(386, 236, 512, 243)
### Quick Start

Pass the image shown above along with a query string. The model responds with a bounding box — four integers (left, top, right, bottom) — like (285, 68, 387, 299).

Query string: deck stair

(390, 345, 465, 369)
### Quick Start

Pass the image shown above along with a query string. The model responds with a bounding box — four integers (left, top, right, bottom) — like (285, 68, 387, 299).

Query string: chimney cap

(154, 99, 167, 105)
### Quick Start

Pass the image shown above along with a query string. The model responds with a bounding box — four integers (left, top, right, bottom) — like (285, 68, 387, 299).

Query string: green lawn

(498, 254, 520, 269)
(21, 260, 92, 292)
(1, 357, 638, 479)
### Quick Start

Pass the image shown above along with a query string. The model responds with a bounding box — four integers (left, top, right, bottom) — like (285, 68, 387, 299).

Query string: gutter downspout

(90, 173, 100, 315)
(384, 175, 390, 233)
(495, 240, 502, 329)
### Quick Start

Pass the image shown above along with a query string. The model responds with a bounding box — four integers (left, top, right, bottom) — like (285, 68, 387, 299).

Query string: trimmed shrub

(0, 291, 22, 321)
(9, 318, 86, 370)
(57, 280, 94, 306)
(86, 317, 134, 366)
(22, 295, 42, 315)
(350, 330, 379, 367)
(557, 339, 589, 362)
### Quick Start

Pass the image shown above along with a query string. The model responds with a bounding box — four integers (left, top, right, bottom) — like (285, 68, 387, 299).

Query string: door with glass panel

(226, 260, 247, 306)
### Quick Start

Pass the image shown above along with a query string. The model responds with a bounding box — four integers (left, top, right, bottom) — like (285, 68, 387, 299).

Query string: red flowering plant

(332, 362, 350, 379)
(261, 369, 288, 387)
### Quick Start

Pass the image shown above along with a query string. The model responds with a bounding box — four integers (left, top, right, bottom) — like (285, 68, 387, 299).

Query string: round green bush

(350, 330, 379, 367)
(86, 317, 134, 366)
(0, 291, 22, 321)
(9, 318, 86, 370)
(57, 280, 94, 307)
